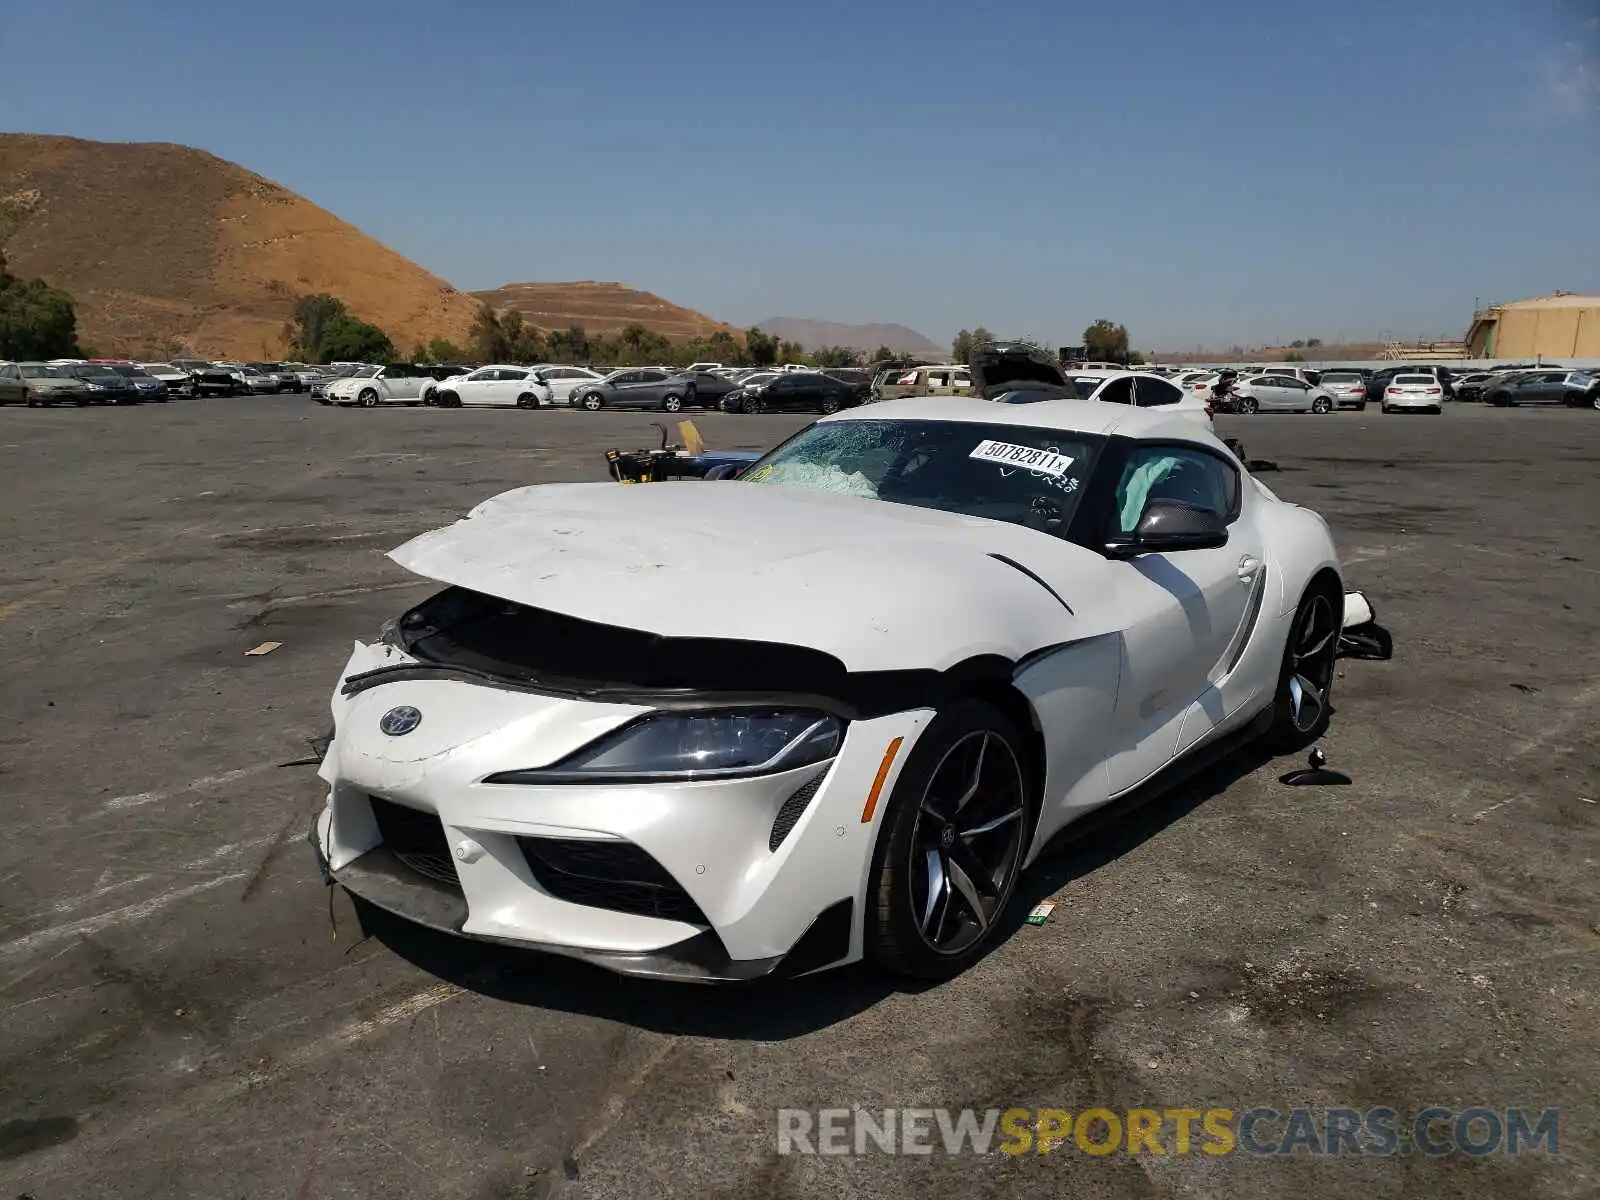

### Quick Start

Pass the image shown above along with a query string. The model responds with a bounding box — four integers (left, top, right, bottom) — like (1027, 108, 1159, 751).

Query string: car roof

(822, 394, 1220, 444)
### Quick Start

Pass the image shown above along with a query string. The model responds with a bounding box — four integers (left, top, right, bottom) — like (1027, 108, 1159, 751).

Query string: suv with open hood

(966, 341, 1076, 402)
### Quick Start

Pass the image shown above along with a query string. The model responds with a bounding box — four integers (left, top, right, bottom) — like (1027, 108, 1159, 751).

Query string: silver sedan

(1232, 373, 1336, 414)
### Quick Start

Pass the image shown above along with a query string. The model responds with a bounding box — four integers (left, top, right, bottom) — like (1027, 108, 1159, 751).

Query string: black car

(822, 367, 874, 405)
(740, 371, 860, 414)
(64, 363, 140, 404)
(108, 363, 170, 403)
(672, 369, 740, 408)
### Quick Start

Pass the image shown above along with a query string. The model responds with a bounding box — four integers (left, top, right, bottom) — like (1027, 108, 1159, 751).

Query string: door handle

(1237, 555, 1261, 583)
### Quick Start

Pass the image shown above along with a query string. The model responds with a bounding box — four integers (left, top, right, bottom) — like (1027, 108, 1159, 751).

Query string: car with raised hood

(970, 342, 1218, 432)
(310, 396, 1369, 982)
(0, 362, 92, 406)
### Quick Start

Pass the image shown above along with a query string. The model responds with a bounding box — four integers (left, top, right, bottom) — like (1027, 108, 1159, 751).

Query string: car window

(925, 371, 950, 388)
(499, 369, 529, 381)
(742, 419, 1102, 535)
(1131, 377, 1183, 407)
(953, 373, 972, 389)
(1095, 378, 1134, 405)
(465, 369, 495, 381)
(0, 365, 17, 379)
(638, 370, 669, 383)
(1111, 445, 1240, 535)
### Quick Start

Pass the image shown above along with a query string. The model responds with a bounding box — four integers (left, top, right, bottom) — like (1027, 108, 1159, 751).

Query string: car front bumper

(310, 642, 932, 980)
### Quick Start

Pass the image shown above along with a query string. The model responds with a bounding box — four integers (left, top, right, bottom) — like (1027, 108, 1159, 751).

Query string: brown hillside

(0, 133, 481, 357)
(474, 281, 736, 341)
(1155, 342, 1389, 363)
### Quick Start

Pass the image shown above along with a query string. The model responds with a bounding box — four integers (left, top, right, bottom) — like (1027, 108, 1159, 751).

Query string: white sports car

(310, 397, 1358, 981)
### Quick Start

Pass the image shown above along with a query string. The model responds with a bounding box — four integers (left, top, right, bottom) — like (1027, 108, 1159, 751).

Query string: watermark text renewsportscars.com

(776, 1106, 1560, 1157)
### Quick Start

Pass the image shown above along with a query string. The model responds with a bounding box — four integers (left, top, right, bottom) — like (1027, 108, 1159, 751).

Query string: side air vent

(769, 771, 827, 852)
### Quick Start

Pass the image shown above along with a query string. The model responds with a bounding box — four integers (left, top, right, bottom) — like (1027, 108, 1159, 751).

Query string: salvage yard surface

(0, 400, 1595, 1199)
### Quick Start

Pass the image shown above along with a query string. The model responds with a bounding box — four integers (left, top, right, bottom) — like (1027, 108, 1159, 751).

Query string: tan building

(1466, 292, 1600, 359)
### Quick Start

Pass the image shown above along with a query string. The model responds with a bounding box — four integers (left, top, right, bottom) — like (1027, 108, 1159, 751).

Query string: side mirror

(1105, 500, 1229, 558)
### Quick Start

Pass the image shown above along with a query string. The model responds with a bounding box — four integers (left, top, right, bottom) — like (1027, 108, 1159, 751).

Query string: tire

(1356, 402, 1367, 411)
(358, 389, 379, 408)
(745, 396, 765, 414)
(1311, 396, 1332, 414)
(1381, 405, 1392, 414)
(516, 392, 538, 409)
(1488, 392, 1511, 407)
(820, 395, 841, 414)
(189, 383, 200, 399)
(1590, 392, 1600, 411)
(661, 393, 683, 413)
(1265, 583, 1340, 752)
(438, 391, 460, 408)
(1239, 397, 1258, 414)
(75, 397, 90, 407)
(581, 392, 605, 411)
(865, 698, 1034, 980)
(25, 395, 39, 408)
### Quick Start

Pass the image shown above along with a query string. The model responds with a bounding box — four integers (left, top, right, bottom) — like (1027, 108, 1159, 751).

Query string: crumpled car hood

(388, 482, 1107, 673)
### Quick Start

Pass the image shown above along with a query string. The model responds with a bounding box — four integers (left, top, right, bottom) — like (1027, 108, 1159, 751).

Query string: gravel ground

(0, 397, 1594, 1199)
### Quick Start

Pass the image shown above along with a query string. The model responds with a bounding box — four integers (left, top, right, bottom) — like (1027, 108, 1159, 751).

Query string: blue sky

(2, 0, 1596, 350)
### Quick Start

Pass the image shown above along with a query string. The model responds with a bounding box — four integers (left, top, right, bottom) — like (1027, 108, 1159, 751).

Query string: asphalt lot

(0, 397, 1595, 1199)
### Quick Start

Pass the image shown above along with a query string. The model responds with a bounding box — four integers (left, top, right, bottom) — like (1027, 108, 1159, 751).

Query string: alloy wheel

(1287, 593, 1337, 734)
(1241, 398, 1258, 414)
(907, 731, 1027, 956)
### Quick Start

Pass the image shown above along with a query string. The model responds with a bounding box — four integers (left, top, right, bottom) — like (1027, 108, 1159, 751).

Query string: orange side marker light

(860, 737, 904, 823)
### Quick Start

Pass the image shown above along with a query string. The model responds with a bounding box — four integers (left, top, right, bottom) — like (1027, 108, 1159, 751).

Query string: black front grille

(368, 795, 460, 888)
(769, 772, 825, 852)
(518, 837, 706, 925)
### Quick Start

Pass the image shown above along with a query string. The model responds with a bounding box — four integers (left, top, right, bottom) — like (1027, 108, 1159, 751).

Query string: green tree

(468, 303, 510, 362)
(320, 317, 394, 363)
(547, 325, 590, 362)
(1082, 319, 1131, 362)
(869, 344, 897, 362)
(744, 326, 779, 367)
(1289, 339, 1306, 349)
(283, 293, 349, 361)
(951, 330, 974, 364)
(1306, 337, 1323, 348)
(777, 339, 805, 363)
(498, 309, 548, 362)
(809, 345, 861, 368)
(428, 338, 465, 362)
(1284, 351, 1306, 363)
(0, 254, 81, 359)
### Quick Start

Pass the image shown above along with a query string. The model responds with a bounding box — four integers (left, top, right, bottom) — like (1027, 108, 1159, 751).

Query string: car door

(451, 368, 495, 404)
(604, 371, 642, 407)
(1519, 372, 1559, 404)
(1252, 375, 1290, 410)
(0, 365, 22, 404)
(769, 375, 805, 411)
(492, 368, 535, 406)
(1098, 443, 1264, 793)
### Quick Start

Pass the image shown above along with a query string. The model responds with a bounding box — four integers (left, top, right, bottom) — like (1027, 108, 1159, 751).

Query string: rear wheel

(1266, 584, 1340, 751)
(1311, 396, 1332, 414)
(516, 392, 538, 409)
(661, 393, 683, 413)
(866, 699, 1033, 980)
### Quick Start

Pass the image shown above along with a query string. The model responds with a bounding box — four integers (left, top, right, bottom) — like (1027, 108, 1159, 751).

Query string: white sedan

(430, 365, 554, 409)
(310, 397, 1361, 981)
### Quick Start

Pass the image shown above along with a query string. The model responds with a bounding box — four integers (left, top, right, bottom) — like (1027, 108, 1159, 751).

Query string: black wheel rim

(908, 731, 1027, 956)
(1287, 594, 1337, 733)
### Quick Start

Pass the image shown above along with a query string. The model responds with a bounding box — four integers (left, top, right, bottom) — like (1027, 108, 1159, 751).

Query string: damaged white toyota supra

(310, 396, 1375, 982)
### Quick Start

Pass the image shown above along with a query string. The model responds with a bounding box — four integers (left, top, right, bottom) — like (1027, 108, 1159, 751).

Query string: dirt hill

(472, 280, 737, 340)
(0, 133, 482, 358)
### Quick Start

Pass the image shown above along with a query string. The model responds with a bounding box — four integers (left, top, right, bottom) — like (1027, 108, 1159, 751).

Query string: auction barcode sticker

(969, 440, 1074, 477)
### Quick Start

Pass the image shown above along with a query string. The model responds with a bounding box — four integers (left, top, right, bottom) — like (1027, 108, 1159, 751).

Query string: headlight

(484, 709, 844, 784)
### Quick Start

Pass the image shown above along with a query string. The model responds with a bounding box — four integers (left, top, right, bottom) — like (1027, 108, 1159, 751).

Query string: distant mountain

(475, 281, 736, 340)
(754, 317, 944, 357)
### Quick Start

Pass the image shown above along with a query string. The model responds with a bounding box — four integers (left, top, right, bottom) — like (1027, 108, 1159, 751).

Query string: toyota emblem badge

(379, 706, 423, 736)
